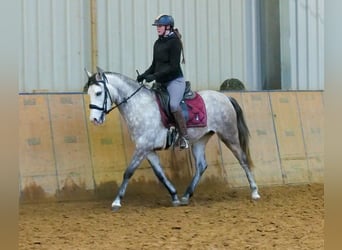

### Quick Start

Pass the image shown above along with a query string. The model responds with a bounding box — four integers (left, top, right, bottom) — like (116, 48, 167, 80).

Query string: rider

(137, 14, 189, 149)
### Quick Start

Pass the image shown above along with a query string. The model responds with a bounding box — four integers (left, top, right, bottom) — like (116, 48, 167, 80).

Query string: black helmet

(152, 14, 174, 27)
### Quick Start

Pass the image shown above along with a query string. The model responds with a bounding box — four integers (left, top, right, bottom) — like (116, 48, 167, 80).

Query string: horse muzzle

(91, 116, 105, 125)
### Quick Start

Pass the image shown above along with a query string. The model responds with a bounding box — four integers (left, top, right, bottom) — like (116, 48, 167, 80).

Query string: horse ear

(84, 68, 92, 78)
(95, 72, 102, 81)
(96, 66, 104, 73)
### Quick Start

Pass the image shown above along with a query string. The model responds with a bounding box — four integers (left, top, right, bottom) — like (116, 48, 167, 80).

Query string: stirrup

(179, 137, 189, 149)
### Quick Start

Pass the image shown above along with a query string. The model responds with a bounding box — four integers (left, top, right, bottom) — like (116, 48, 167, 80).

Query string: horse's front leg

(181, 138, 210, 205)
(111, 150, 145, 211)
(146, 152, 180, 206)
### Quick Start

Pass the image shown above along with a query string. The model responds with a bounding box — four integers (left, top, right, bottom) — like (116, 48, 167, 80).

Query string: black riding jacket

(143, 32, 183, 83)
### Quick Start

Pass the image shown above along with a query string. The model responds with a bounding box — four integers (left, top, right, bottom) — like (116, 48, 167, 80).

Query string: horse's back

(198, 90, 233, 111)
(197, 90, 237, 129)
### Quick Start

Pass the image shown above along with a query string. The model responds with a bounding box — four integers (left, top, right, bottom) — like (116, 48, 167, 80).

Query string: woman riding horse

(136, 14, 189, 149)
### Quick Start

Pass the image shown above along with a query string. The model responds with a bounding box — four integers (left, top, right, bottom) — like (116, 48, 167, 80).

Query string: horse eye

(95, 91, 102, 97)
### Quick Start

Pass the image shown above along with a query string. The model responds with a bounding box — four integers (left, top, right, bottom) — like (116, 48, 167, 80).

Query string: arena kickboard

(296, 92, 324, 183)
(48, 94, 94, 194)
(243, 92, 283, 185)
(270, 92, 309, 184)
(19, 95, 58, 198)
(18, 91, 325, 201)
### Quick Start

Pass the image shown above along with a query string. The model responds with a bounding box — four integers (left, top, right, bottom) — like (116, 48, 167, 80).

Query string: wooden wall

(19, 91, 324, 202)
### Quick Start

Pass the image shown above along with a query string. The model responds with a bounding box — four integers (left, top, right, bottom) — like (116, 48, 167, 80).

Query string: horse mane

(83, 71, 139, 93)
(107, 72, 133, 82)
(105, 72, 143, 90)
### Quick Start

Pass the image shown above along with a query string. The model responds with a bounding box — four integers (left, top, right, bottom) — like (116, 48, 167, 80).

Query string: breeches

(166, 77, 186, 112)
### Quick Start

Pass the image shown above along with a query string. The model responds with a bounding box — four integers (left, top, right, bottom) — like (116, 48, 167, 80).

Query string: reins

(106, 83, 144, 113)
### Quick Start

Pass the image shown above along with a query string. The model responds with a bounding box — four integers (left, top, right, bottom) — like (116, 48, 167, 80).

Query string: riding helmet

(152, 14, 174, 27)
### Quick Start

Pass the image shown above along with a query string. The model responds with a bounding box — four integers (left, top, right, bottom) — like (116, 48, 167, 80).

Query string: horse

(84, 67, 260, 211)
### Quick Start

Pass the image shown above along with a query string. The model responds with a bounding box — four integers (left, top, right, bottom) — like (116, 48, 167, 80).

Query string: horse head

(84, 67, 113, 125)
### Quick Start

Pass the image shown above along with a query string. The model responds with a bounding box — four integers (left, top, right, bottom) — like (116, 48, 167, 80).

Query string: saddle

(152, 81, 207, 129)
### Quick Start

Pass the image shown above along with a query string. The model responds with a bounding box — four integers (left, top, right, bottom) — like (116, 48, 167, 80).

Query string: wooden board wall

(48, 94, 94, 199)
(19, 95, 57, 200)
(19, 91, 324, 201)
(296, 92, 324, 183)
(270, 92, 310, 184)
(242, 92, 283, 185)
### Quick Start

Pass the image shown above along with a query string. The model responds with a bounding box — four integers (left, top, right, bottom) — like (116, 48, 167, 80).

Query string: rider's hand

(145, 74, 156, 83)
(136, 74, 145, 82)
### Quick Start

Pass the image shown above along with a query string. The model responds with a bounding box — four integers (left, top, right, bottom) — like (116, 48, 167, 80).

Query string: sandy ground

(19, 182, 324, 250)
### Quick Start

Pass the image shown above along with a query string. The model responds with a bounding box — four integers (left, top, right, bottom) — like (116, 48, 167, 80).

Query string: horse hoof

(111, 206, 121, 212)
(172, 200, 181, 207)
(180, 197, 189, 206)
(252, 191, 261, 200)
(111, 205, 121, 212)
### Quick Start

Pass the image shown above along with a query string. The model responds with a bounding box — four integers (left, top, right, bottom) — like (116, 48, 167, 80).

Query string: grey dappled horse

(84, 67, 260, 211)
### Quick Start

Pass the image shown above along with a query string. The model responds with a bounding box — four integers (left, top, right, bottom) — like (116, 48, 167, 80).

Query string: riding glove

(136, 74, 146, 82)
(145, 74, 156, 82)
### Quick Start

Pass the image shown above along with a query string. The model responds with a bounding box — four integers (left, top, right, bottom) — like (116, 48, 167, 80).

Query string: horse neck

(104, 73, 161, 137)
(105, 73, 139, 102)
(105, 73, 155, 113)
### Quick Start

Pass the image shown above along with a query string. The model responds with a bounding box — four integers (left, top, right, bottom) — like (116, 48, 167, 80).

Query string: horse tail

(228, 96, 254, 169)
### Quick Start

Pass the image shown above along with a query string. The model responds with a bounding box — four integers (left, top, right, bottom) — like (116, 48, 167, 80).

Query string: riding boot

(172, 108, 189, 149)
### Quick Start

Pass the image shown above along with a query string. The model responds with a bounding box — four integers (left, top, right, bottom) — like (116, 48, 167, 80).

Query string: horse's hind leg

(146, 152, 180, 206)
(181, 133, 212, 205)
(220, 136, 260, 200)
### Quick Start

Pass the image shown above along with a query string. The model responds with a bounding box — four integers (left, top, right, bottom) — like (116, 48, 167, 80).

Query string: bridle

(88, 73, 144, 115)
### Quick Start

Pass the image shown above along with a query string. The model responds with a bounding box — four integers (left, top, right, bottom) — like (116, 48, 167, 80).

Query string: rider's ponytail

(174, 28, 185, 64)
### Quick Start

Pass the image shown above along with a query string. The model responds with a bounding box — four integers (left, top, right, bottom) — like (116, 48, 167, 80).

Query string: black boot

(172, 108, 189, 149)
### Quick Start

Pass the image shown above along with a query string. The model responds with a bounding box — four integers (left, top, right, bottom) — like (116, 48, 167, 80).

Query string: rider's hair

(173, 28, 185, 64)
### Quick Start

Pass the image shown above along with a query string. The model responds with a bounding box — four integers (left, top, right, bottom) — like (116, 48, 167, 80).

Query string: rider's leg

(172, 107, 189, 149)
(167, 77, 189, 149)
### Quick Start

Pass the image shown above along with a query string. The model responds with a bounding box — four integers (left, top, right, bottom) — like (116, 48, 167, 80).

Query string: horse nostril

(92, 118, 99, 125)
(92, 117, 103, 125)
